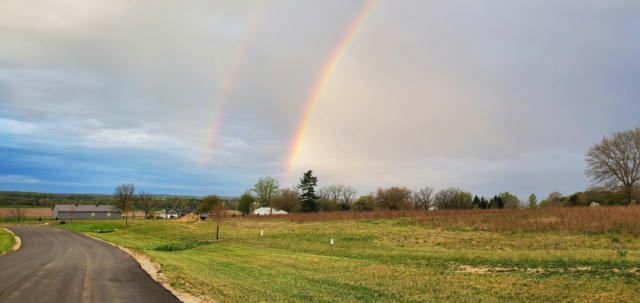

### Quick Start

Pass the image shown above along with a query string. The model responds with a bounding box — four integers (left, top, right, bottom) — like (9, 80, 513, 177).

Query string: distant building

(253, 207, 287, 215)
(160, 208, 194, 219)
(52, 204, 120, 220)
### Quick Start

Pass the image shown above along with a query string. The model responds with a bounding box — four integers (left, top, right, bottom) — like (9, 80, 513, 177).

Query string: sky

(1, 0, 639, 200)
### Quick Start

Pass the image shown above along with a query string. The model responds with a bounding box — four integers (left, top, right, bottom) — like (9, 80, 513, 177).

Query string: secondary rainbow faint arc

(285, 0, 377, 176)
(202, 4, 265, 163)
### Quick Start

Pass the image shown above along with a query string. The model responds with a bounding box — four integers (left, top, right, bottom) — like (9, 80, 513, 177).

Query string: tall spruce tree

(472, 195, 481, 208)
(298, 170, 319, 212)
(480, 197, 489, 209)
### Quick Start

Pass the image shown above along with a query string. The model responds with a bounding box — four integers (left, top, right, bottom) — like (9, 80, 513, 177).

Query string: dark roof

(162, 208, 194, 213)
(53, 204, 118, 212)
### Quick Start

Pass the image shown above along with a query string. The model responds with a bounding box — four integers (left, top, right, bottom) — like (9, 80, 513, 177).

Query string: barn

(52, 204, 121, 220)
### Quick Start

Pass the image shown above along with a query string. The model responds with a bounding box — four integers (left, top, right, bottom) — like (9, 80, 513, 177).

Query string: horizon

(1, 1, 640, 201)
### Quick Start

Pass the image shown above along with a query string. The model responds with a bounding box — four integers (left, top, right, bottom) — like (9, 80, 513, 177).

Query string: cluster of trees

(112, 184, 209, 221)
(239, 170, 323, 215)
(471, 192, 521, 209)
(238, 172, 539, 214)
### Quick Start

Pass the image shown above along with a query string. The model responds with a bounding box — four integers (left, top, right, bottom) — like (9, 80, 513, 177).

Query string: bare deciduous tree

(434, 188, 473, 209)
(136, 191, 156, 219)
(13, 201, 25, 221)
(586, 128, 640, 204)
(70, 204, 76, 223)
(271, 188, 301, 213)
(375, 187, 413, 210)
(253, 177, 280, 211)
(198, 195, 224, 241)
(412, 186, 434, 211)
(319, 185, 357, 210)
(339, 186, 357, 210)
(114, 184, 135, 225)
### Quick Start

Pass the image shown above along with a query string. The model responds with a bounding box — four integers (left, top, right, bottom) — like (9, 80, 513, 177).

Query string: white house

(160, 208, 194, 219)
(253, 207, 287, 215)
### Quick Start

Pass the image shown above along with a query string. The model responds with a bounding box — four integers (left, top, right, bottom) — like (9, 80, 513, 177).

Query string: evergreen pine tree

(298, 170, 319, 212)
(472, 195, 481, 208)
(481, 197, 489, 209)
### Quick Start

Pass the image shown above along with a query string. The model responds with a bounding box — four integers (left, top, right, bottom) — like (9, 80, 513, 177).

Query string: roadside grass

(1, 217, 53, 223)
(0, 228, 16, 253)
(58, 214, 640, 302)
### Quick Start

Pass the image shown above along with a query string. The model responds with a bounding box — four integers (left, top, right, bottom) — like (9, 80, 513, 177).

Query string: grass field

(56, 207, 640, 302)
(0, 204, 50, 208)
(0, 228, 16, 254)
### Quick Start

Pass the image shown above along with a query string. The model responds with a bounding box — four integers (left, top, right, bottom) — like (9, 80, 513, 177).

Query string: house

(160, 208, 194, 219)
(253, 207, 287, 215)
(52, 204, 120, 220)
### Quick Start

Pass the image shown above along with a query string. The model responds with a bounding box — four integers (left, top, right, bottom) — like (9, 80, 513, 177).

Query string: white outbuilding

(253, 207, 288, 215)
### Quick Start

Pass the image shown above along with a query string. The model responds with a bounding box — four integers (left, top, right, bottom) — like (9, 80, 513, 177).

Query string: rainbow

(202, 4, 265, 163)
(285, 0, 377, 177)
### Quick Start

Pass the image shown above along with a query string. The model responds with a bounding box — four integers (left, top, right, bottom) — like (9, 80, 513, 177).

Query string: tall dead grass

(247, 206, 640, 234)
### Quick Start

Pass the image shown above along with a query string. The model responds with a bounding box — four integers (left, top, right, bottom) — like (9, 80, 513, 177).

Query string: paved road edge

(79, 232, 211, 303)
(1, 227, 21, 254)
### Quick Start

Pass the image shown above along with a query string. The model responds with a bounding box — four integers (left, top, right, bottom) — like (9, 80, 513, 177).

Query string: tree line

(235, 169, 529, 214)
(237, 127, 640, 214)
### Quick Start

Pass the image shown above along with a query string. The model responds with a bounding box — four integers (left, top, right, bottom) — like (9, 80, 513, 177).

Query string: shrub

(352, 195, 375, 211)
(238, 193, 255, 215)
(375, 187, 412, 210)
(271, 188, 301, 213)
(434, 188, 473, 209)
(154, 241, 211, 251)
(319, 198, 341, 212)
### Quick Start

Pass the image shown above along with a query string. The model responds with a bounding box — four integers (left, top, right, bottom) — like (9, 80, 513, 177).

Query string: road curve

(0, 225, 180, 303)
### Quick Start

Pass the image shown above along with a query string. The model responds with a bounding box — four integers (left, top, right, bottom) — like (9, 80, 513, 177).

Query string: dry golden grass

(251, 206, 640, 234)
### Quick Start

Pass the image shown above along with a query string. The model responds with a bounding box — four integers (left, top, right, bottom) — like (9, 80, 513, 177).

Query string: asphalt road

(0, 225, 180, 303)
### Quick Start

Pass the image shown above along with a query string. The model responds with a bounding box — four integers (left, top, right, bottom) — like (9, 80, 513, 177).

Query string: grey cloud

(1, 0, 639, 196)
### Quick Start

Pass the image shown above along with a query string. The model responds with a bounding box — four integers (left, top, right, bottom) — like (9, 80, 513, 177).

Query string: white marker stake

(330, 238, 334, 252)
(260, 230, 264, 237)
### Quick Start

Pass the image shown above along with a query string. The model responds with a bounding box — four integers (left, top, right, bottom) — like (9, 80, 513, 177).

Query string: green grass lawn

(0, 228, 16, 254)
(60, 217, 640, 302)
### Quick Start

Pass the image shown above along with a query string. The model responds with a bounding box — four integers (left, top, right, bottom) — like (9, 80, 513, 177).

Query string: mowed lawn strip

(0, 227, 16, 253)
(61, 218, 640, 302)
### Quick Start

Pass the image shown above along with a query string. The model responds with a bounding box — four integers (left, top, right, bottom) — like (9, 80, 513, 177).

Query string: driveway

(0, 225, 180, 303)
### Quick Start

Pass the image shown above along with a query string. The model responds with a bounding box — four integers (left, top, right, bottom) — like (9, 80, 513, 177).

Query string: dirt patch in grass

(177, 213, 202, 223)
(456, 265, 515, 274)
(456, 265, 640, 276)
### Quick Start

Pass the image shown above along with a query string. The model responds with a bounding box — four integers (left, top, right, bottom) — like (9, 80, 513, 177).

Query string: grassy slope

(0, 228, 16, 253)
(62, 218, 640, 302)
